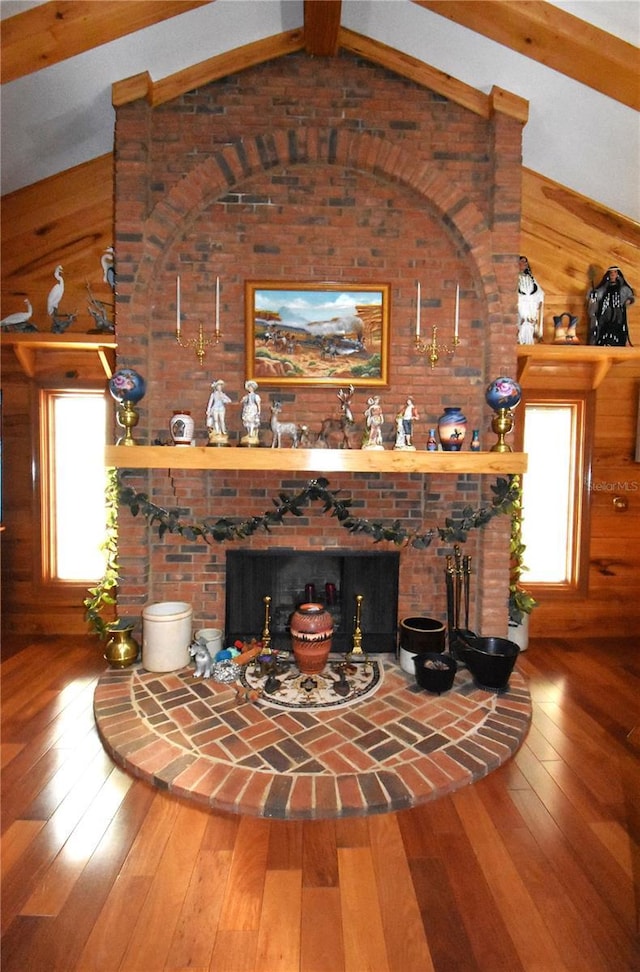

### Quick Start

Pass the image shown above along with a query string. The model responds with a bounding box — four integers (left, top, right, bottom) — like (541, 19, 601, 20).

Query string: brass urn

(104, 621, 139, 668)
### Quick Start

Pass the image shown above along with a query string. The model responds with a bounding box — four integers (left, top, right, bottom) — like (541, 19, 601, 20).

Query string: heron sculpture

(47, 265, 64, 318)
(0, 298, 35, 331)
(101, 247, 115, 289)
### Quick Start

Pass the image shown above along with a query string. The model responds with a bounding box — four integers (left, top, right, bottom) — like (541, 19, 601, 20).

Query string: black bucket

(399, 617, 446, 655)
(461, 635, 520, 691)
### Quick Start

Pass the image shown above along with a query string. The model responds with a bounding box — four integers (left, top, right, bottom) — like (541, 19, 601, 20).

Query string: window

(40, 388, 108, 582)
(518, 393, 592, 593)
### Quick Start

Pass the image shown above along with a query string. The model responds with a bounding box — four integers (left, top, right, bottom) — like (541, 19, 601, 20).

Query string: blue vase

(437, 407, 467, 451)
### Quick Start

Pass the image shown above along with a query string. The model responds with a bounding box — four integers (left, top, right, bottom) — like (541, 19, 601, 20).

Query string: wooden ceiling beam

(339, 28, 493, 119)
(304, 0, 342, 57)
(113, 31, 306, 108)
(1, 0, 212, 84)
(414, 0, 639, 112)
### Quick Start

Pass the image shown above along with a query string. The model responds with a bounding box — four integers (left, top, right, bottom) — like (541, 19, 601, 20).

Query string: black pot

(449, 627, 477, 663)
(400, 616, 446, 655)
(413, 652, 457, 694)
(462, 636, 520, 691)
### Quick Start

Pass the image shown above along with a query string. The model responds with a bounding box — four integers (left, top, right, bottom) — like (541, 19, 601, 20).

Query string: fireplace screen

(225, 550, 400, 653)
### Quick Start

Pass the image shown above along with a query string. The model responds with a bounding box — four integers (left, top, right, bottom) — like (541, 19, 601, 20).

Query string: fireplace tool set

(444, 545, 521, 690)
(446, 545, 472, 651)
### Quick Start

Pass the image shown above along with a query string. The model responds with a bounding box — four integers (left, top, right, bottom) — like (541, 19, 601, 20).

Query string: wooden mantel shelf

(1, 332, 117, 379)
(517, 345, 640, 390)
(105, 445, 527, 475)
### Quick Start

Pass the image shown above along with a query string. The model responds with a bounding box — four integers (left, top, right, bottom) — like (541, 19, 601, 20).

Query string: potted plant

(508, 476, 536, 649)
(84, 468, 119, 639)
(84, 468, 139, 666)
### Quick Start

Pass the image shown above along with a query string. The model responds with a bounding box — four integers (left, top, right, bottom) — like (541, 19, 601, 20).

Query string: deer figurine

(317, 384, 361, 449)
(270, 401, 299, 448)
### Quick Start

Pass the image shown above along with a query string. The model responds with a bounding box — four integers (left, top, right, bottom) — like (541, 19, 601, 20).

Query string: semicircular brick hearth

(94, 658, 531, 819)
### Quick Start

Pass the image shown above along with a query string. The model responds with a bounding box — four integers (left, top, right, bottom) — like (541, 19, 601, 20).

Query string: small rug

(238, 654, 383, 711)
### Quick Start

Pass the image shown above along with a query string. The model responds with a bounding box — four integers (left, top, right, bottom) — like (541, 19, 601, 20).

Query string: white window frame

(517, 391, 593, 597)
(39, 386, 109, 585)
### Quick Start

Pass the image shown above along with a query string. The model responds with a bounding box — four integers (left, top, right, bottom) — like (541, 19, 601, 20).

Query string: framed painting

(245, 281, 390, 386)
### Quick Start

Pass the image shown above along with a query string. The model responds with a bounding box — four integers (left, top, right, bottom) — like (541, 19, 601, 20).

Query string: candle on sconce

(215, 276, 220, 337)
(416, 282, 421, 339)
(176, 276, 181, 337)
(454, 283, 460, 339)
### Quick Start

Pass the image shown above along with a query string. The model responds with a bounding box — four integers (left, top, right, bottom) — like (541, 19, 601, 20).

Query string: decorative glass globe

(485, 376, 522, 412)
(108, 368, 146, 405)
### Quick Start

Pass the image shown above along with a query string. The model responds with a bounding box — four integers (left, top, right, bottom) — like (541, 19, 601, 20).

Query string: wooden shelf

(1, 332, 117, 379)
(517, 345, 640, 390)
(105, 445, 527, 475)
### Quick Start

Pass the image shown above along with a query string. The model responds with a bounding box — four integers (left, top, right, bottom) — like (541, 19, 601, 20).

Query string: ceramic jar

(170, 410, 195, 445)
(290, 602, 334, 674)
(142, 601, 193, 672)
(437, 406, 467, 451)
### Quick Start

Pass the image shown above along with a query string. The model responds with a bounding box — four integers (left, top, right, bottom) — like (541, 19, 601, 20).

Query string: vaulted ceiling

(1, 1, 638, 219)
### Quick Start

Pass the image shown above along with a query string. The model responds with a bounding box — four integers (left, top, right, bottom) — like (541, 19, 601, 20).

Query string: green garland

(118, 472, 519, 548)
(86, 471, 519, 637)
(508, 474, 538, 624)
(84, 467, 120, 639)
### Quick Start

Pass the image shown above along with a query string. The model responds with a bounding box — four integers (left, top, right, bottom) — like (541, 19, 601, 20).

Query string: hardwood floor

(1, 636, 638, 971)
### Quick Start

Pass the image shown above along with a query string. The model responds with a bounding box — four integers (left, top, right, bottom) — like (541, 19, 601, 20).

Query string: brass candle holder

(261, 595, 272, 653)
(414, 325, 460, 369)
(175, 275, 220, 366)
(347, 594, 369, 665)
(176, 321, 217, 366)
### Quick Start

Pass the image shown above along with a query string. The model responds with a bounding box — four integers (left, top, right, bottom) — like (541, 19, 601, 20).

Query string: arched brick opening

(129, 127, 502, 326)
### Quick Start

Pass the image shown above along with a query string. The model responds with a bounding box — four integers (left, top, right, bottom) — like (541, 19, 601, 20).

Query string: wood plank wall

(1, 156, 639, 639)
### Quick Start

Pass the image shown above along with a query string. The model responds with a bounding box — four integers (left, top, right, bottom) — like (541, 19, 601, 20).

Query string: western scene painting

(245, 282, 390, 386)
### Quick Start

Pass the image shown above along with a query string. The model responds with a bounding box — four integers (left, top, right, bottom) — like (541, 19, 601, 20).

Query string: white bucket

(399, 646, 418, 675)
(195, 627, 223, 655)
(142, 601, 193, 672)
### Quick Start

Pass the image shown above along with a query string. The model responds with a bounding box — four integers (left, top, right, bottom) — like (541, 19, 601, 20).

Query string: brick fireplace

(112, 50, 523, 639)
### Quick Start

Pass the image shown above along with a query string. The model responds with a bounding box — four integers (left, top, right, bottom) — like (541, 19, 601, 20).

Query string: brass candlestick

(261, 595, 272, 653)
(347, 594, 368, 664)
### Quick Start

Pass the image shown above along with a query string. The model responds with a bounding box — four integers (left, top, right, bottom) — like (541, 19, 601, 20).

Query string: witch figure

(587, 266, 635, 347)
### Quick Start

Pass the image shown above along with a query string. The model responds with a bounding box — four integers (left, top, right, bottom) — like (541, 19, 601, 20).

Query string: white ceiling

(1, 0, 639, 220)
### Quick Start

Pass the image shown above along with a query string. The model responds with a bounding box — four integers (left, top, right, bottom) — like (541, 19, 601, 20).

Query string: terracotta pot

(290, 602, 333, 674)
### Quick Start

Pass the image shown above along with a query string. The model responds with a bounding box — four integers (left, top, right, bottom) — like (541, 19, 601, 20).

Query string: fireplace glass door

(225, 550, 400, 653)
